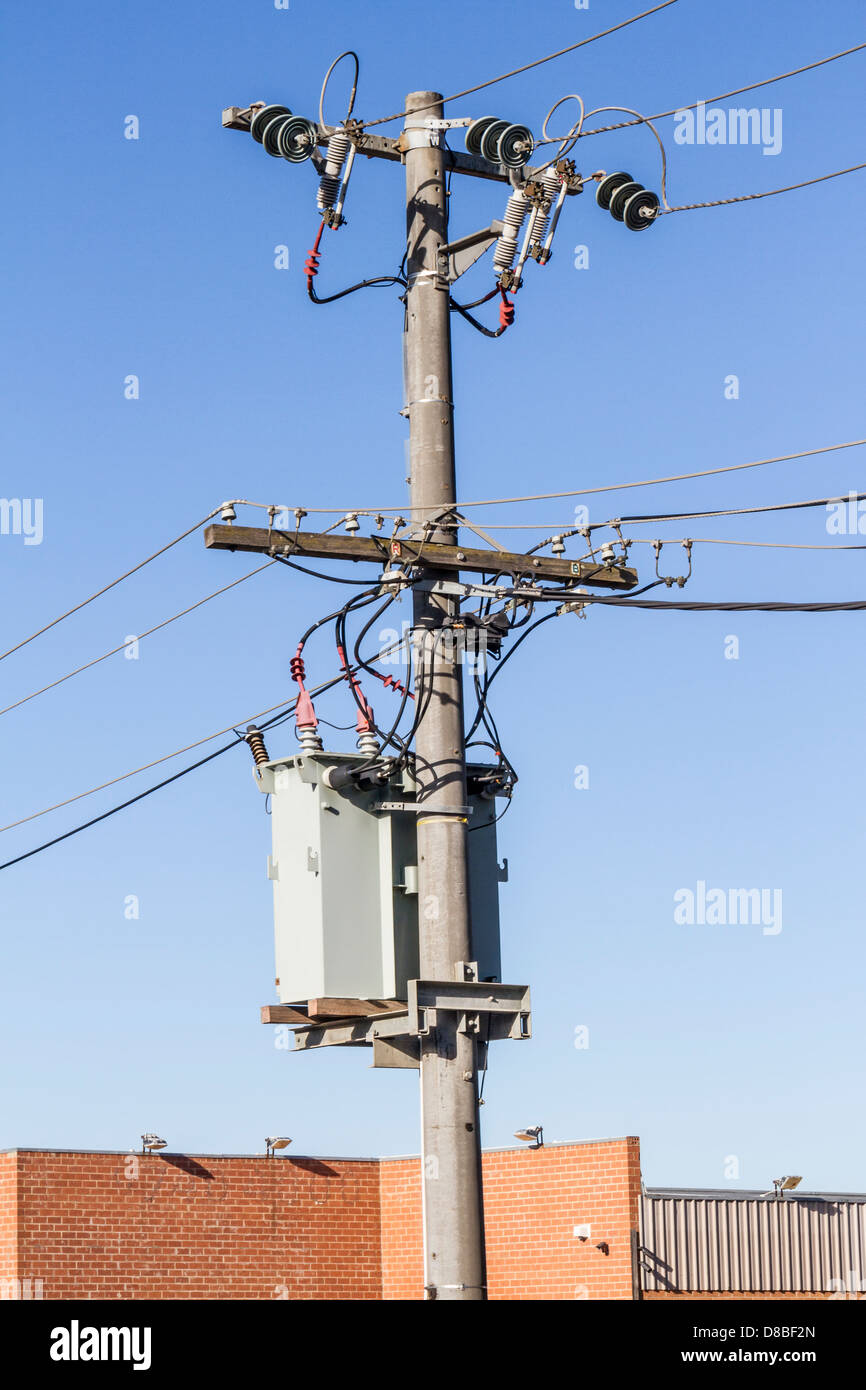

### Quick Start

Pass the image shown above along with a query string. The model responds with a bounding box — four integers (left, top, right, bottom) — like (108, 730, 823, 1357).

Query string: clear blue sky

(2, 0, 864, 1193)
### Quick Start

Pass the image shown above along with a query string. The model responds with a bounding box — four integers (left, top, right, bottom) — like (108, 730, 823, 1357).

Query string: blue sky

(1, 0, 865, 1194)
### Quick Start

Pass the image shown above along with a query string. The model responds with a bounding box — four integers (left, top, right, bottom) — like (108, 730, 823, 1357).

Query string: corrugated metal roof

(646, 1185, 866, 1203)
(640, 1192, 866, 1292)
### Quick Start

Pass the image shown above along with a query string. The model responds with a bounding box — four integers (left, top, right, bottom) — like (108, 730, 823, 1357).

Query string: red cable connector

(499, 286, 515, 331)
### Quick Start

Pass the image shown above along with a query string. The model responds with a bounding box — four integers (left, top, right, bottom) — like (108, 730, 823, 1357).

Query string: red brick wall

(5, 1150, 381, 1301)
(380, 1137, 641, 1300)
(0, 1153, 16, 1292)
(0, 1141, 641, 1300)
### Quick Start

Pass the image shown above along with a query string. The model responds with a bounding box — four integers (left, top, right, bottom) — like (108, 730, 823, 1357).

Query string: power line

(0, 511, 220, 664)
(0, 693, 306, 836)
(0, 625, 419, 837)
(583, 597, 866, 612)
(622, 536, 866, 551)
(0, 620, 427, 869)
(661, 159, 866, 215)
(0, 740, 245, 874)
(354, 437, 866, 514)
(426, 525, 866, 549)
(359, 0, 680, 130)
(614, 490, 866, 525)
(0, 689, 309, 873)
(229, 438, 866, 520)
(548, 40, 866, 142)
(0, 562, 277, 720)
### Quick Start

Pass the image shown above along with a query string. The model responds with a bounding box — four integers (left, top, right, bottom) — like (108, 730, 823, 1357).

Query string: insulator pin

(245, 725, 270, 767)
(356, 727, 379, 758)
(297, 724, 324, 754)
(493, 190, 531, 274)
(317, 131, 350, 212)
(526, 169, 562, 257)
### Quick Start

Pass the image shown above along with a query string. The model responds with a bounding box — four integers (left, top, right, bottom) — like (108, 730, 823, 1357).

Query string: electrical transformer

(253, 752, 507, 1003)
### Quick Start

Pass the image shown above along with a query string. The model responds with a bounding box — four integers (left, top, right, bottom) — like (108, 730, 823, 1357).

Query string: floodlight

(266, 1136, 292, 1157)
(514, 1125, 543, 1149)
(762, 1174, 804, 1199)
(141, 1134, 167, 1154)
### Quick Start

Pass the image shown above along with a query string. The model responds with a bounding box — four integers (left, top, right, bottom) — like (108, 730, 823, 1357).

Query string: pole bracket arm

(409, 979, 532, 1040)
(437, 221, 505, 282)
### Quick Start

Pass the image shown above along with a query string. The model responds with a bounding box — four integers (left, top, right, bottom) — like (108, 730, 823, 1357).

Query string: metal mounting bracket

(286, 979, 530, 1052)
(437, 221, 504, 282)
(408, 979, 531, 1041)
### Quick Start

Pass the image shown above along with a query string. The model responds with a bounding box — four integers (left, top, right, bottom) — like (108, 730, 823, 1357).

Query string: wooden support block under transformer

(260, 999, 406, 1027)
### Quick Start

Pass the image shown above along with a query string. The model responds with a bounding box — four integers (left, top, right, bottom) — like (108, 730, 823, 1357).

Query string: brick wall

(380, 1137, 641, 1300)
(3, 1150, 381, 1301)
(0, 1153, 16, 1292)
(3, 1141, 837, 1300)
(0, 1139, 641, 1301)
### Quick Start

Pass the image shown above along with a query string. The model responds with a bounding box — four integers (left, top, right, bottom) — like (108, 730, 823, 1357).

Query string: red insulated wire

(379, 673, 415, 701)
(336, 642, 373, 721)
(304, 220, 326, 290)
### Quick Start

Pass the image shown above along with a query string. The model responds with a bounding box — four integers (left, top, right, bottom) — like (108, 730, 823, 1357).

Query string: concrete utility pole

(403, 92, 486, 1302)
(216, 90, 641, 1304)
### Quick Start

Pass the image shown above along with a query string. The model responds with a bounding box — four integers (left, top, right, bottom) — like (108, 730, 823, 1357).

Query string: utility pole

(215, 86, 644, 1305)
(403, 91, 486, 1302)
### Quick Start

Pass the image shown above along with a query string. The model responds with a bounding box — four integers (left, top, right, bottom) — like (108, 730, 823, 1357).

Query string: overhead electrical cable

(0, 510, 220, 663)
(447, 526, 866, 548)
(359, 0, 680, 129)
(530, 39, 866, 147)
(582, 597, 866, 612)
(280, 436, 866, 515)
(0, 625, 425, 870)
(0, 741, 248, 873)
(0, 624, 419, 838)
(0, 562, 277, 719)
(429, 439, 866, 510)
(0, 691, 319, 875)
(661, 160, 866, 214)
(617, 536, 866, 551)
(567, 40, 866, 141)
(614, 490, 866, 525)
